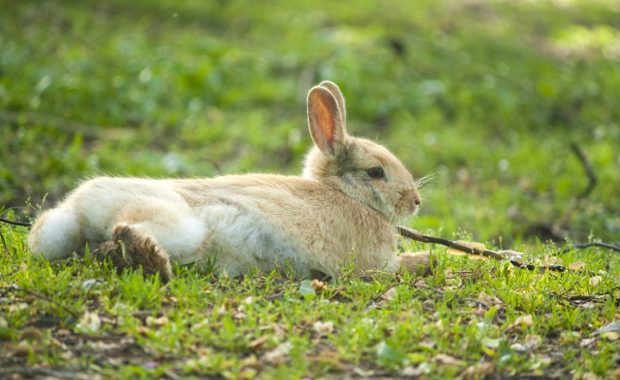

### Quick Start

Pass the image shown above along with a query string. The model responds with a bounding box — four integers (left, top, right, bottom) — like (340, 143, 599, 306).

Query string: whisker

(415, 171, 438, 189)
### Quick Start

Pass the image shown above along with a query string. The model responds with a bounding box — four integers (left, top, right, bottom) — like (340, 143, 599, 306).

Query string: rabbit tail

(28, 207, 81, 260)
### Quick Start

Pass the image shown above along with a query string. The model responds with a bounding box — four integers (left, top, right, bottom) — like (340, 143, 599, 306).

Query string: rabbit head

(303, 81, 421, 224)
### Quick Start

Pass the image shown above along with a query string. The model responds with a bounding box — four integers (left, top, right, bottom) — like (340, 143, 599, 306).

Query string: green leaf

(377, 341, 406, 367)
(299, 280, 316, 301)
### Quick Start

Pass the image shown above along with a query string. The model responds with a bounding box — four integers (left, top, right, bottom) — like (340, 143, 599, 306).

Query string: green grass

(1, 0, 619, 378)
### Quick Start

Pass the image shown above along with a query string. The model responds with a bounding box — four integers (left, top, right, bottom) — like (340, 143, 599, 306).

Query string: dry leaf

(478, 291, 502, 307)
(582, 372, 599, 380)
(312, 321, 334, 337)
(249, 336, 269, 350)
(76, 311, 101, 334)
(602, 332, 619, 341)
(19, 327, 43, 342)
(523, 334, 542, 350)
(506, 315, 533, 332)
(580, 338, 596, 348)
(240, 354, 259, 369)
(402, 363, 431, 377)
(435, 353, 465, 367)
(447, 241, 486, 256)
(146, 315, 169, 328)
(380, 287, 398, 301)
(510, 343, 526, 352)
(9, 303, 28, 312)
(543, 255, 561, 265)
(233, 312, 247, 321)
(461, 362, 494, 380)
(311, 279, 327, 292)
(589, 276, 602, 287)
(263, 342, 292, 364)
(568, 261, 585, 271)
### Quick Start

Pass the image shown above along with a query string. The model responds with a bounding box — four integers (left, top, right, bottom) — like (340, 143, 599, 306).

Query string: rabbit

(27, 81, 430, 282)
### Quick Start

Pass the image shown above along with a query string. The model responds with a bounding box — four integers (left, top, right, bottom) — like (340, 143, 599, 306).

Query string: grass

(1, 0, 619, 378)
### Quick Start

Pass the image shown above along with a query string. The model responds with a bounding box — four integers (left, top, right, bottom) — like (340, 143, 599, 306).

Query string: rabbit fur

(28, 81, 429, 282)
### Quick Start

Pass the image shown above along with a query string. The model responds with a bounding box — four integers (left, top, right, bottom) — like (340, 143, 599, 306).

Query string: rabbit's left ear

(307, 86, 347, 156)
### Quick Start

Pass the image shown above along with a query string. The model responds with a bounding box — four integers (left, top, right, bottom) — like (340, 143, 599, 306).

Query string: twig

(0, 216, 32, 227)
(559, 241, 620, 254)
(397, 226, 566, 272)
(570, 143, 597, 200)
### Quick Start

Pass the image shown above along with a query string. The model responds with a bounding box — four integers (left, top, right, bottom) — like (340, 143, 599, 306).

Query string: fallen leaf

(482, 337, 501, 349)
(146, 315, 169, 328)
(589, 276, 602, 287)
(543, 255, 561, 265)
(413, 278, 428, 288)
(510, 343, 526, 352)
(380, 287, 398, 302)
(506, 315, 533, 332)
(76, 311, 101, 334)
(435, 353, 465, 367)
(582, 372, 599, 380)
(402, 362, 431, 376)
(14, 341, 32, 357)
(478, 291, 502, 307)
(523, 334, 542, 350)
(263, 342, 292, 364)
(19, 327, 43, 342)
(602, 332, 619, 341)
(568, 261, 585, 271)
(312, 321, 334, 337)
(241, 354, 259, 369)
(311, 279, 327, 292)
(9, 303, 28, 312)
(82, 279, 100, 290)
(233, 312, 247, 321)
(580, 338, 596, 348)
(461, 362, 494, 380)
(249, 336, 269, 350)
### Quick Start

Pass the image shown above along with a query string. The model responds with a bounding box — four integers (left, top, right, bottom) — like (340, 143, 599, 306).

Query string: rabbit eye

(366, 166, 385, 179)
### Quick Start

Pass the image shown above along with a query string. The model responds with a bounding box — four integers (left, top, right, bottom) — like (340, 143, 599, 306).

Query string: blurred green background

(1, 0, 618, 244)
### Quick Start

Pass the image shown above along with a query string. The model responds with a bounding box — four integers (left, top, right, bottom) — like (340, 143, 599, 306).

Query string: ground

(0, 0, 619, 378)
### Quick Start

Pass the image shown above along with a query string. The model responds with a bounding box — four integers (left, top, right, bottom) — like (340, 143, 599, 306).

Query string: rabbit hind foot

(93, 223, 172, 283)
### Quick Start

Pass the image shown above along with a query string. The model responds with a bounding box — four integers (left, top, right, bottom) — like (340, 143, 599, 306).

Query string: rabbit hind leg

(93, 223, 172, 283)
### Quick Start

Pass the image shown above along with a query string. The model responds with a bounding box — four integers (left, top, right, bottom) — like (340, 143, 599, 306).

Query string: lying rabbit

(28, 81, 430, 282)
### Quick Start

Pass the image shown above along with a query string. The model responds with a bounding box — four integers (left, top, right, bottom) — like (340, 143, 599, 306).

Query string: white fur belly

(199, 204, 311, 276)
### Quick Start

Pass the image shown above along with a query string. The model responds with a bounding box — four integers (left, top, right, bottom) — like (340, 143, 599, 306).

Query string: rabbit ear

(307, 86, 347, 156)
(319, 80, 346, 122)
